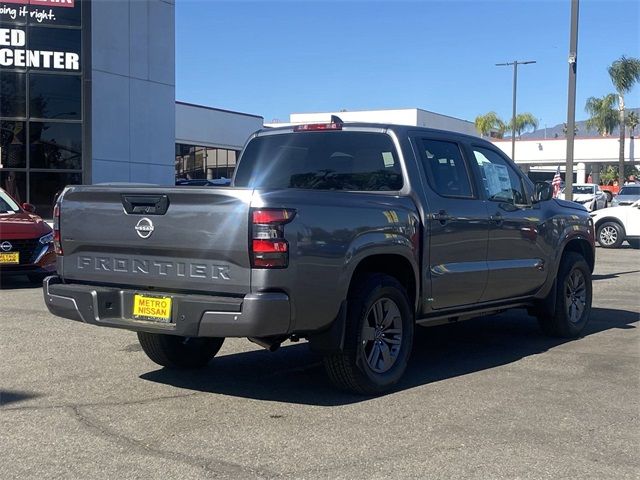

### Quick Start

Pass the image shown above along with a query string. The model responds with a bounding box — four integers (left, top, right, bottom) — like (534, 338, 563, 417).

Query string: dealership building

(0, 0, 262, 218)
(2, 0, 636, 220)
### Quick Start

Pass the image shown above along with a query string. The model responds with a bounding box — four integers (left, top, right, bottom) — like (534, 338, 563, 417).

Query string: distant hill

(518, 107, 639, 140)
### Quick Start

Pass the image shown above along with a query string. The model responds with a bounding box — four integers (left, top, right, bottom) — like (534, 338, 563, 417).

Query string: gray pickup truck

(44, 120, 595, 394)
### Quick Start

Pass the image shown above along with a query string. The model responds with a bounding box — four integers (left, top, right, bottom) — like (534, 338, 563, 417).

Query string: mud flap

(308, 301, 347, 354)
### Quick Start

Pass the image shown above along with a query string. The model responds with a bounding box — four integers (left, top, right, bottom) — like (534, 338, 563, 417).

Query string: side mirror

(533, 182, 553, 203)
(22, 203, 36, 213)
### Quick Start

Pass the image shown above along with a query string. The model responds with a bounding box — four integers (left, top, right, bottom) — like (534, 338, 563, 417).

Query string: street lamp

(564, 0, 580, 202)
(496, 60, 536, 162)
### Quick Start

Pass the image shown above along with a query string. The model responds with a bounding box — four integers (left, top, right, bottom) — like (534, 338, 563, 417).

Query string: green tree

(608, 56, 640, 183)
(585, 94, 618, 136)
(626, 111, 639, 137)
(508, 113, 538, 138)
(474, 111, 506, 138)
(600, 165, 640, 185)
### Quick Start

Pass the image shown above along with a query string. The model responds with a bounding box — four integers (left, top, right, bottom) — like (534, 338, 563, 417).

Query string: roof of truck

(258, 122, 492, 146)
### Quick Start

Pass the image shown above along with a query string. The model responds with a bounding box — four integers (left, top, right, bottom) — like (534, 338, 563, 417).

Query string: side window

(419, 139, 474, 198)
(472, 147, 527, 205)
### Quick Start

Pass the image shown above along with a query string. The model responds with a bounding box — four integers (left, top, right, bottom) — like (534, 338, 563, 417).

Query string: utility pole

(496, 60, 536, 162)
(564, 0, 579, 202)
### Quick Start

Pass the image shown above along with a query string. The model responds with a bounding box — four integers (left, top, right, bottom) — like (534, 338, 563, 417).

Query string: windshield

(563, 185, 594, 195)
(618, 186, 640, 195)
(0, 190, 20, 213)
(234, 132, 403, 191)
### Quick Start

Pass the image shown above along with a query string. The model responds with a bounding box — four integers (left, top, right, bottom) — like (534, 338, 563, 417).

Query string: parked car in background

(0, 188, 56, 283)
(611, 185, 640, 207)
(558, 184, 608, 211)
(590, 200, 640, 249)
(599, 184, 620, 203)
(175, 178, 231, 187)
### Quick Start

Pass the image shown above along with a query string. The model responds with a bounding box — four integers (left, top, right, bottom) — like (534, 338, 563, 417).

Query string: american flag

(552, 166, 562, 198)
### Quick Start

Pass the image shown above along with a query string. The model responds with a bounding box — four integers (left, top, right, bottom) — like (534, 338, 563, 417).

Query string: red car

(0, 188, 56, 284)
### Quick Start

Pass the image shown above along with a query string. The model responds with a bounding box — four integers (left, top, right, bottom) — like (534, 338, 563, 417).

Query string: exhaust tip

(248, 336, 284, 352)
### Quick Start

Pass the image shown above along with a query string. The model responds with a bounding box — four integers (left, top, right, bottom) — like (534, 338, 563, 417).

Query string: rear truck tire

(137, 332, 224, 368)
(597, 221, 625, 248)
(322, 273, 414, 395)
(628, 239, 640, 249)
(537, 252, 592, 338)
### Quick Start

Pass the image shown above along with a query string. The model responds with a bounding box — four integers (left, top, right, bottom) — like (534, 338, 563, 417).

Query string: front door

(469, 145, 547, 301)
(413, 136, 489, 310)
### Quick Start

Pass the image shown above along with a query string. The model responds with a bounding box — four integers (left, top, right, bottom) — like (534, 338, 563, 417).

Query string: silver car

(559, 184, 608, 211)
(611, 185, 640, 207)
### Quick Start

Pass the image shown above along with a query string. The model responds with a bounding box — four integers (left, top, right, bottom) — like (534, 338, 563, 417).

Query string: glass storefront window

(29, 171, 81, 219)
(29, 74, 81, 120)
(28, 27, 82, 67)
(29, 121, 82, 170)
(0, 170, 26, 205)
(0, 121, 26, 168)
(0, 72, 26, 118)
(175, 144, 241, 182)
(0, 9, 83, 218)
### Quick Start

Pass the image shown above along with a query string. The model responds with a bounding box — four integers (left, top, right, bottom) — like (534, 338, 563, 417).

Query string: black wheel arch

(309, 254, 418, 355)
(533, 237, 594, 318)
(347, 254, 418, 313)
(562, 237, 595, 273)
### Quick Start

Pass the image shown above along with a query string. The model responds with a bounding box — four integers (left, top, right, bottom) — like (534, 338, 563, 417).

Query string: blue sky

(176, 0, 640, 127)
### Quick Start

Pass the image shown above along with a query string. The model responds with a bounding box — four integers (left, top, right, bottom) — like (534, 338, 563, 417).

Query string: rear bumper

(43, 276, 291, 338)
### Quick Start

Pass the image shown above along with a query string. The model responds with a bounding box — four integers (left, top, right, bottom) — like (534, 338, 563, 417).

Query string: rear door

(59, 186, 253, 295)
(469, 145, 547, 301)
(412, 135, 489, 310)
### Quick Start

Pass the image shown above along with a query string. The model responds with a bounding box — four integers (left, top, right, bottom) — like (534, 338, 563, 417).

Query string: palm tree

(626, 111, 639, 137)
(585, 94, 618, 136)
(608, 56, 640, 183)
(474, 112, 506, 138)
(508, 113, 538, 138)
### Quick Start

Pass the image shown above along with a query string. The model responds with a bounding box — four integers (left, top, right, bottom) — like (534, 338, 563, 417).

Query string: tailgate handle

(121, 195, 170, 215)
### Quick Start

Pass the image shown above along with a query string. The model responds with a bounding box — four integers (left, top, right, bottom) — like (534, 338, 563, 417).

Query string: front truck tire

(537, 252, 592, 338)
(137, 332, 224, 368)
(323, 274, 414, 395)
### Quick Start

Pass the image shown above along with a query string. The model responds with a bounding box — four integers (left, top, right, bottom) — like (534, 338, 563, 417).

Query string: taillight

(53, 203, 63, 255)
(250, 208, 296, 268)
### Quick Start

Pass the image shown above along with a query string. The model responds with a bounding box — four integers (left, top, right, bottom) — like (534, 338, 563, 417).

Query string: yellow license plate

(132, 294, 172, 322)
(0, 252, 19, 264)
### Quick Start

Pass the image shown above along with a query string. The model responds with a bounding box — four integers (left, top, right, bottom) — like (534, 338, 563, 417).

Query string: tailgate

(58, 186, 253, 295)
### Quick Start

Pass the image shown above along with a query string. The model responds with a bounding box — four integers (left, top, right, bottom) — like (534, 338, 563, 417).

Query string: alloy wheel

(599, 226, 618, 246)
(361, 297, 403, 373)
(565, 269, 587, 323)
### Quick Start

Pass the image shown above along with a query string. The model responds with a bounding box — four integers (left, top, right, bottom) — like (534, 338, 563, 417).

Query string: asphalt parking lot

(1, 247, 638, 479)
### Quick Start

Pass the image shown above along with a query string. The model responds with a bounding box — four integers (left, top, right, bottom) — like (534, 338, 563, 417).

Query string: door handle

(432, 210, 451, 225)
(490, 213, 504, 226)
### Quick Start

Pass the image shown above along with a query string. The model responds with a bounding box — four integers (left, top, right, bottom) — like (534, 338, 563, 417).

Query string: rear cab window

(234, 131, 403, 191)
